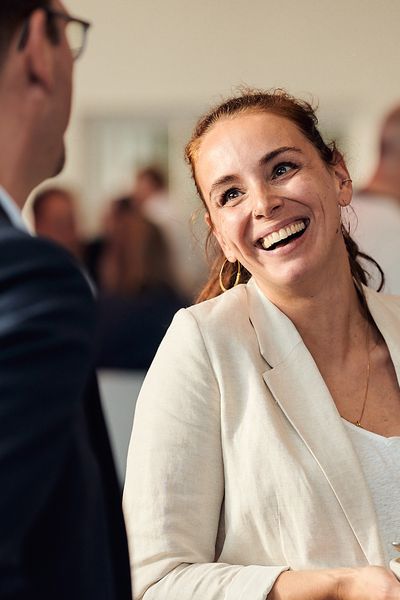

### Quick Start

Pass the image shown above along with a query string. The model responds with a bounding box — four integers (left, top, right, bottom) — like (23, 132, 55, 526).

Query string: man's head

(364, 104, 400, 202)
(0, 1, 90, 206)
(133, 167, 167, 205)
(32, 186, 81, 257)
(379, 107, 400, 189)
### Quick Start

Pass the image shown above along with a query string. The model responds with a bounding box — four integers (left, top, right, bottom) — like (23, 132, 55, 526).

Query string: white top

(0, 186, 28, 232)
(343, 419, 400, 563)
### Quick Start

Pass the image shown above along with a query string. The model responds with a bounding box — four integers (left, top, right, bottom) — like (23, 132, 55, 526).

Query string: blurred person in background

(0, 1, 131, 598)
(351, 104, 400, 293)
(31, 186, 83, 259)
(84, 196, 133, 287)
(133, 165, 198, 299)
(133, 165, 168, 214)
(95, 196, 186, 370)
(361, 105, 400, 203)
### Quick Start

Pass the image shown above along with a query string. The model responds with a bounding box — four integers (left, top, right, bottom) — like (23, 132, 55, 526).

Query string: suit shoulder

(0, 229, 92, 300)
(0, 226, 76, 266)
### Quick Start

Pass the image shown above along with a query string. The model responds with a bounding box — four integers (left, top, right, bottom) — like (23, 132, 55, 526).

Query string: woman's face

(195, 111, 352, 296)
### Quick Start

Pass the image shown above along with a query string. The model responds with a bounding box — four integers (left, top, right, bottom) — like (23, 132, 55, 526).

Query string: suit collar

(246, 278, 390, 564)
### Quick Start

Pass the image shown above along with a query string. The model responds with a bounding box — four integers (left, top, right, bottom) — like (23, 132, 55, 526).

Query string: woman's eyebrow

(209, 147, 303, 199)
(258, 146, 302, 167)
(209, 174, 239, 200)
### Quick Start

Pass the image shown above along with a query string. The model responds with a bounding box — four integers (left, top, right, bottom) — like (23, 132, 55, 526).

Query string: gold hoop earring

(219, 259, 241, 293)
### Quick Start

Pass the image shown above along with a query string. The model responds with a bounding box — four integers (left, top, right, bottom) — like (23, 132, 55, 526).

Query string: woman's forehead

(199, 112, 307, 158)
(195, 112, 310, 181)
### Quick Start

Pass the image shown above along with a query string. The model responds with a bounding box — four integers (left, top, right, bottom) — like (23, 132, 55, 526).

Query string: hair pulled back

(185, 88, 383, 303)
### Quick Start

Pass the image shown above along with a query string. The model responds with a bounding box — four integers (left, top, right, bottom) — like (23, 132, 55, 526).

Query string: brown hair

(0, 0, 51, 67)
(136, 166, 167, 191)
(185, 88, 384, 303)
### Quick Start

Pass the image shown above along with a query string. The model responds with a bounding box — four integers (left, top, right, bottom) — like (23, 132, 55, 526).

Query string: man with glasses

(0, 2, 131, 598)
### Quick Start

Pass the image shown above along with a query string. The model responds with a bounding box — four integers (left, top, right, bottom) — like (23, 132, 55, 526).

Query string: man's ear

(24, 9, 55, 94)
(204, 212, 236, 263)
(333, 158, 352, 207)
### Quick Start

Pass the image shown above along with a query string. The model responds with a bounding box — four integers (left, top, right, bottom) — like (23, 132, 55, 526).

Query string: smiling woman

(123, 89, 400, 600)
(186, 89, 380, 302)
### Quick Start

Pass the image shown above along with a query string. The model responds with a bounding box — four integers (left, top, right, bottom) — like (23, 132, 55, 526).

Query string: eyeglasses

(18, 7, 91, 61)
(44, 8, 91, 61)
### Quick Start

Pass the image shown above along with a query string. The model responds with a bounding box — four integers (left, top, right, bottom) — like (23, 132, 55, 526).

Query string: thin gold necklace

(354, 322, 371, 428)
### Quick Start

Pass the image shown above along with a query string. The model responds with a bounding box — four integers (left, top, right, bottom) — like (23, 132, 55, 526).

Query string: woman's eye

(272, 162, 296, 179)
(220, 188, 242, 206)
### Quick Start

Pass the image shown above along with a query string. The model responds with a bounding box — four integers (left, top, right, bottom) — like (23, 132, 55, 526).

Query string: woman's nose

(252, 187, 284, 219)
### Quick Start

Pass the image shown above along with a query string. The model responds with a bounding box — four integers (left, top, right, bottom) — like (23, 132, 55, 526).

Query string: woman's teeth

(261, 220, 306, 250)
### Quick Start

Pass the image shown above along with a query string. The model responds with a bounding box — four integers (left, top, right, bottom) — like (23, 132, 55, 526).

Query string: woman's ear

(333, 159, 352, 207)
(204, 212, 236, 263)
(204, 211, 212, 230)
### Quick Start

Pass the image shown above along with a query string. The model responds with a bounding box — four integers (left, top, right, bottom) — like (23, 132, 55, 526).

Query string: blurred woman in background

(95, 197, 186, 370)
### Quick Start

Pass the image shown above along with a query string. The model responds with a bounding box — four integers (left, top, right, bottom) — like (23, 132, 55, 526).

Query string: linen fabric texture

(123, 278, 397, 600)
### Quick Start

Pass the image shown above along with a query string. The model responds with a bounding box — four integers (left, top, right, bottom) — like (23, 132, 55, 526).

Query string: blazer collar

(246, 277, 301, 368)
(246, 277, 400, 378)
(246, 278, 390, 565)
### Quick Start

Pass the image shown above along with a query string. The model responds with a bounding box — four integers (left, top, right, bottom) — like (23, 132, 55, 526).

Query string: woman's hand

(338, 566, 400, 600)
(269, 566, 400, 600)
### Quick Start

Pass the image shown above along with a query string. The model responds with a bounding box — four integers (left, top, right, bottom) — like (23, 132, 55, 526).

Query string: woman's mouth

(258, 218, 310, 251)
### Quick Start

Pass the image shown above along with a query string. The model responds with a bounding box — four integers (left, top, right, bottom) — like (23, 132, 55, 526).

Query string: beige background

(40, 0, 400, 235)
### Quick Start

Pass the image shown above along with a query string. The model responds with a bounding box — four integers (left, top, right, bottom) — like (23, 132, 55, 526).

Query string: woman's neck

(257, 266, 369, 365)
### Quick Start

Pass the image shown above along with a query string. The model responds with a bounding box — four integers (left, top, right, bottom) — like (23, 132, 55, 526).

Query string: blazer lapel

(246, 278, 385, 565)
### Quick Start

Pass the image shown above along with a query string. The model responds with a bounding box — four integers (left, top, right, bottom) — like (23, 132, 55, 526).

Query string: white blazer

(123, 279, 400, 600)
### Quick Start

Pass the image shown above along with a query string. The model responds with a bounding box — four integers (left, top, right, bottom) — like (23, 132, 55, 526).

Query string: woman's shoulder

(164, 283, 252, 351)
(365, 287, 400, 332)
(188, 283, 248, 318)
(365, 286, 400, 309)
(150, 282, 258, 379)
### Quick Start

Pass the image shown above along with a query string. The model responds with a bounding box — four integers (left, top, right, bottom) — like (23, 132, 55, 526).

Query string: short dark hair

(136, 166, 167, 190)
(31, 186, 73, 220)
(0, 0, 51, 67)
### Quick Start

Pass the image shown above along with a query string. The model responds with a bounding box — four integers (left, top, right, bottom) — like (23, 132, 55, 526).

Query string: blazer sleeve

(0, 232, 95, 596)
(123, 308, 288, 600)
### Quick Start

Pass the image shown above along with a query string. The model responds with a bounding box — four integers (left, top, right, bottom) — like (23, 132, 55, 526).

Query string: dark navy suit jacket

(0, 207, 131, 599)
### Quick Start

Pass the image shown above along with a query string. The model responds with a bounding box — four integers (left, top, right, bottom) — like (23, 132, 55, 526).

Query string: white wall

(55, 0, 400, 233)
(67, 0, 400, 114)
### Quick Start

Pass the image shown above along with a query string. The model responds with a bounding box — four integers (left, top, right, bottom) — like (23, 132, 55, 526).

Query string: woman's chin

(253, 261, 319, 297)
